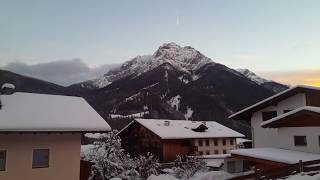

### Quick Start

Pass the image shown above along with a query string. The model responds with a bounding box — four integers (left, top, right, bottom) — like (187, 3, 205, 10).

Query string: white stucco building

(228, 85, 320, 171)
(0, 92, 111, 180)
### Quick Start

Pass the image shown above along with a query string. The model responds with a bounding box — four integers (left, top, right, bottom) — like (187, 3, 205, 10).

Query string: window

(230, 139, 234, 145)
(0, 150, 6, 171)
(319, 136, 320, 147)
(294, 136, 307, 146)
(205, 139, 210, 146)
(262, 111, 277, 121)
(32, 149, 49, 168)
(283, 110, 293, 114)
(198, 139, 203, 146)
(214, 139, 218, 146)
(214, 150, 219, 154)
(223, 149, 227, 154)
(206, 151, 210, 155)
(222, 139, 226, 146)
(199, 151, 203, 155)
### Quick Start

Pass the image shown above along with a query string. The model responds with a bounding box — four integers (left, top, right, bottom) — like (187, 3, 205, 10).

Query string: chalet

(118, 118, 244, 162)
(228, 85, 320, 171)
(0, 90, 111, 180)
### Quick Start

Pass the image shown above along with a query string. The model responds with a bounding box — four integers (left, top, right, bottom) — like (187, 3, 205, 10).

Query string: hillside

(0, 69, 71, 95)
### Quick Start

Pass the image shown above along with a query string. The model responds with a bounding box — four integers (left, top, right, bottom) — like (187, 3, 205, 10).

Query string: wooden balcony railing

(229, 159, 320, 180)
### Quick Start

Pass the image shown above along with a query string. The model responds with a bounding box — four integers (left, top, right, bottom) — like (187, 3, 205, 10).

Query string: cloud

(1, 59, 119, 86)
(260, 69, 320, 87)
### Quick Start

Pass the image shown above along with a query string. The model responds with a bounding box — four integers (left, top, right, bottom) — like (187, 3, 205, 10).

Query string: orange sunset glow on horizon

(261, 69, 320, 88)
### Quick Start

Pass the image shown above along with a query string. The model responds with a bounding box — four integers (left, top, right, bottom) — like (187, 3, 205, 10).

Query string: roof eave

(229, 85, 320, 120)
(0, 130, 111, 134)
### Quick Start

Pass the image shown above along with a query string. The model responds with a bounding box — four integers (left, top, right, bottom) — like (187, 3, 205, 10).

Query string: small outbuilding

(0, 92, 111, 180)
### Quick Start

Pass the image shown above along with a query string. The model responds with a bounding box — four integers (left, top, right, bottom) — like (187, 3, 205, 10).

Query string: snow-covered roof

(231, 148, 320, 164)
(261, 106, 320, 128)
(131, 119, 244, 139)
(229, 85, 320, 120)
(0, 92, 111, 132)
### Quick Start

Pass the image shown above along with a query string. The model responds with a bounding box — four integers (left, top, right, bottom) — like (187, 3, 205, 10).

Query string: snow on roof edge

(260, 106, 320, 127)
(0, 92, 111, 132)
(228, 85, 320, 119)
(134, 118, 244, 139)
(231, 148, 320, 164)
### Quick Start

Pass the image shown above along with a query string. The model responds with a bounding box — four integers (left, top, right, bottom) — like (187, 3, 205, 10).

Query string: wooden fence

(229, 159, 320, 180)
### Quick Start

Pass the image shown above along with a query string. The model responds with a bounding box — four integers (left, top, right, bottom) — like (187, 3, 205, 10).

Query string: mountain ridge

(0, 43, 289, 137)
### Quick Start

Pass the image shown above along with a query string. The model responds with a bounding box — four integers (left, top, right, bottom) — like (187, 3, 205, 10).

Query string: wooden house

(118, 119, 244, 162)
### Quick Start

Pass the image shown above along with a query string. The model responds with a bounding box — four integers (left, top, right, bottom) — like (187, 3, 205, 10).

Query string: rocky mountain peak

(79, 43, 214, 89)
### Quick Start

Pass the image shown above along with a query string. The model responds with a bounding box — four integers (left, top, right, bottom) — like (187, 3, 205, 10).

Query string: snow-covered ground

(110, 111, 149, 119)
(168, 95, 181, 111)
(147, 171, 232, 180)
(184, 107, 193, 120)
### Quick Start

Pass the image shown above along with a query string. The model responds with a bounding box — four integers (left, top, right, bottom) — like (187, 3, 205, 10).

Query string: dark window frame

(230, 139, 234, 145)
(198, 139, 203, 146)
(206, 150, 210, 155)
(0, 150, 6, 171)
(222, 139, 226, 146)
(214, 139, 218, 146)
(294, 136, 307, 146)
(223, 149, 227, 154)
(205, 139, 210, 146)
(214, 150, 219, 154)
(32, 149, 50, 169)
(262, 111, 278, 121)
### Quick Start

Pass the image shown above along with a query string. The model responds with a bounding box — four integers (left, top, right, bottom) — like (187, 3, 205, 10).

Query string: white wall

(277, 127, 320, 154)
(251, 93, 306, 148)
(0, 133, 81, 180)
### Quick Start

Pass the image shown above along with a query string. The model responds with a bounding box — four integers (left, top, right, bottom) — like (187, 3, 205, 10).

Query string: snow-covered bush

(83, 130, 160, 180)
(172, 155, 206, 179)
(85, 130, 138, 179)
(135, 152, 160, 179)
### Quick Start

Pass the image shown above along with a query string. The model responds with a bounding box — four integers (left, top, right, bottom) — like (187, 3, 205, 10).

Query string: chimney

(164, 120, 170, 126)
(1, 83, 15, 95)
(0, 83, 15, 110)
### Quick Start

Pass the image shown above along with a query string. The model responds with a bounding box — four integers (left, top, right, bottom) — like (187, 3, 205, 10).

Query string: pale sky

(0, 0, 319, 86)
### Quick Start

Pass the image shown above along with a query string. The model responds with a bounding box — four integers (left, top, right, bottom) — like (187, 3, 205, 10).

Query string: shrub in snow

(172, 155, 206, 179)
(84, 130, 160, 180)
(135, 152, 160, 179)
(85, 130, 138, 180)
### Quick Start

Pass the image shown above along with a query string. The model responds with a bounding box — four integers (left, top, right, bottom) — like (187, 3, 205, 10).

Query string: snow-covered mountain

(236, 68, 269, 85)
(237, 68, 288, 93)
(1, 42, 288, 138)
(75, 43, 213, 89)
(68, 42, 290, 137)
